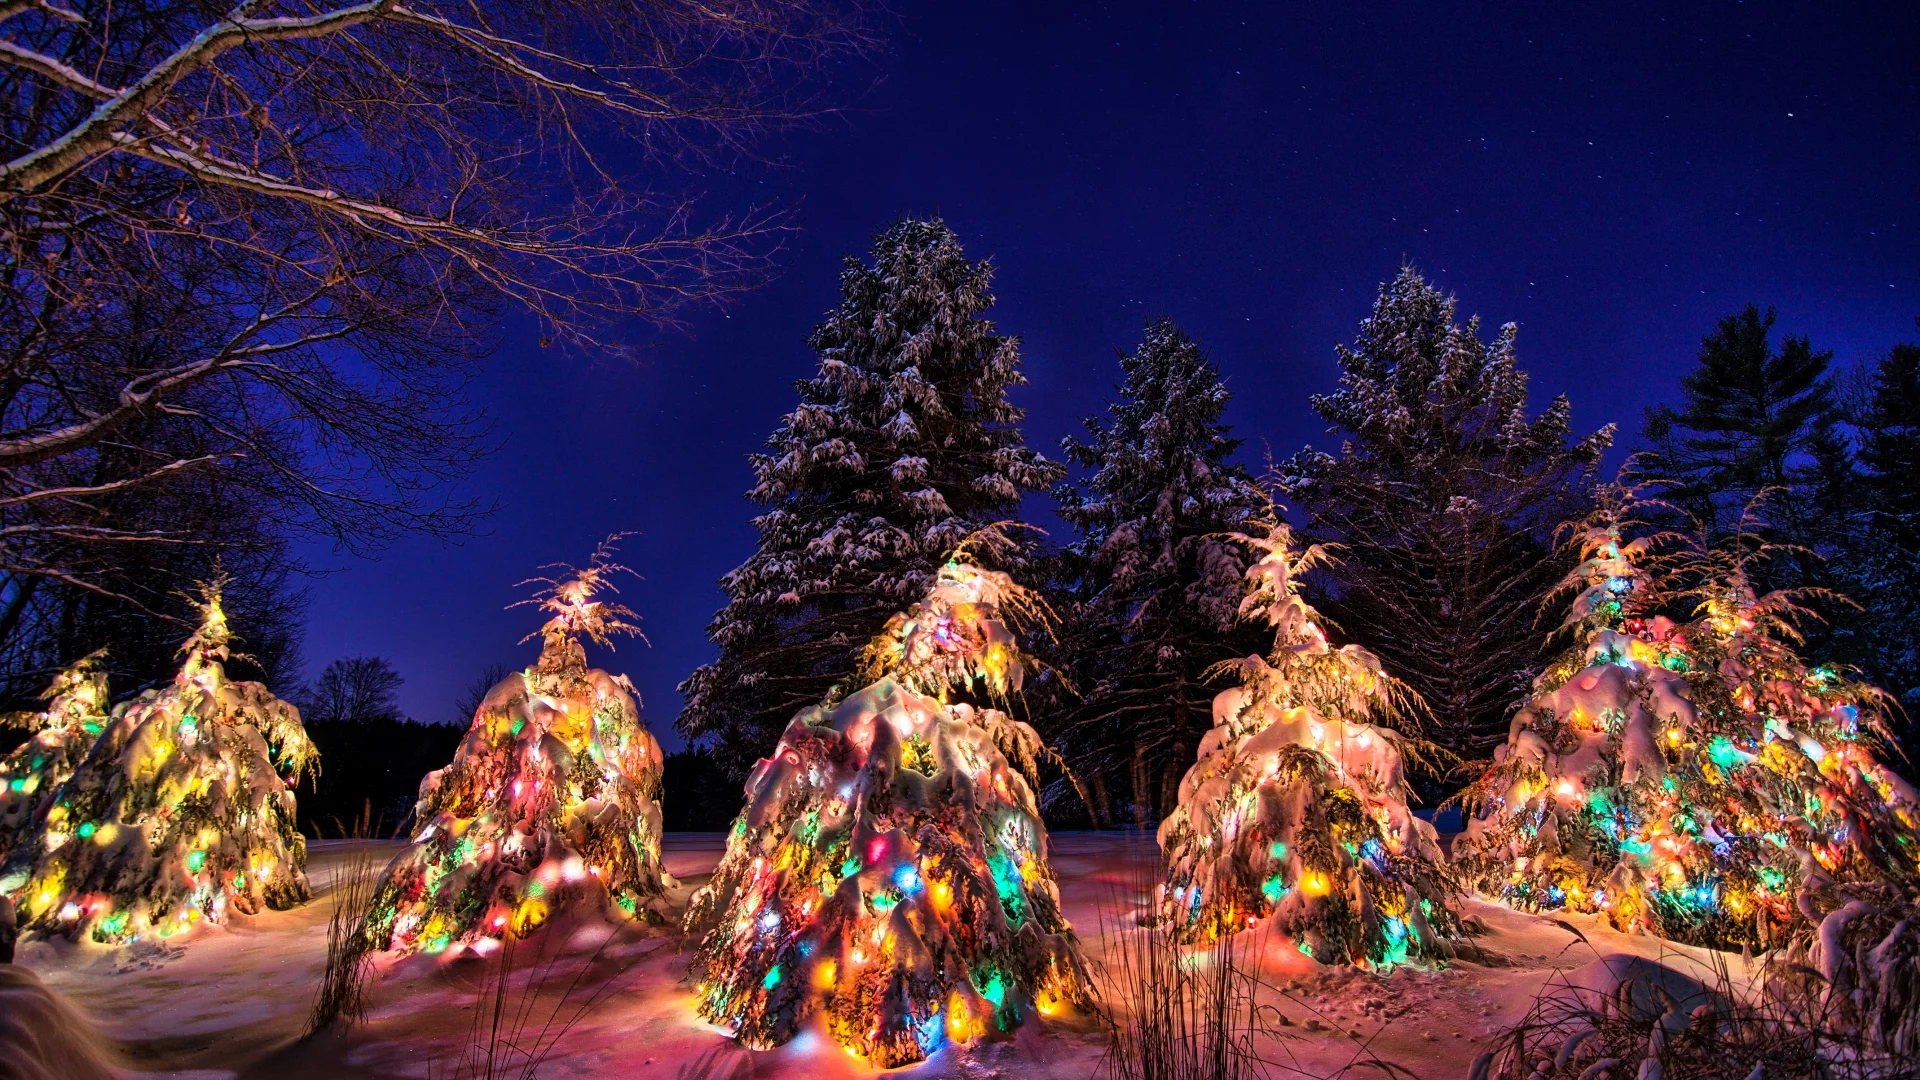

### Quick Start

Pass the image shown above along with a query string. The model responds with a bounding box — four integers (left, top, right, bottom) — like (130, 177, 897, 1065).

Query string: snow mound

(0, 965, 116, 1080)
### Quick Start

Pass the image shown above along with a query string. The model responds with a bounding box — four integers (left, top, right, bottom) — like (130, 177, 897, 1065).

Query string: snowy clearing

(16, 833, 1749, 1080)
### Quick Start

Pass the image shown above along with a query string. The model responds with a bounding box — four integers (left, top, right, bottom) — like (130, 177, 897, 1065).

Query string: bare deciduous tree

(451, 660, 509, 724)
(0, 0, 873, 649)
(301, 654, 404, 724)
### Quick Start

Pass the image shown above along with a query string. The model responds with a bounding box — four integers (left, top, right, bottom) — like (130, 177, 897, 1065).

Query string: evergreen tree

(685, 560, 1089, 1067)
(1832, 330, 1920, 720)
(679, 219, 1061, 778)
(1859, 335, 1920, 519)
(2, 583, 316, 944)
(366, 539, 672, 952)
(1636, 304, 1843, 550)
(1455, 486, 1919, 991)
(1049, 319, 1267, 826)
(1282, 267, 1614, 769)
(1157, 515, 1459, 963)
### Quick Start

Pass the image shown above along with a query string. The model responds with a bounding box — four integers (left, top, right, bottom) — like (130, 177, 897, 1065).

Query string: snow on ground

(11, 833, 1751, 1080)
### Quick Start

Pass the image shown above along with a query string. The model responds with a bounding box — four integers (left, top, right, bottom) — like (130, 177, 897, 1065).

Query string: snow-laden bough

(366, 538, 672, 956)
(686, 559, 1090, 1068)
(1157, 516, 1460, 965)
(0, 651, 111, 863)
(0, 582, 315, 944)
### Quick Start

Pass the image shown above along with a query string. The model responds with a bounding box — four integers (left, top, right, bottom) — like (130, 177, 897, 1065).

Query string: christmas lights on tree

(1156, 514, 1459, 965)
(0, 583, 316, 944)
(685, 556, 1090, 1068)
(0, 651, 110, 862)
(1454, 487, 1920, 952)
(365, 538, 671, 956)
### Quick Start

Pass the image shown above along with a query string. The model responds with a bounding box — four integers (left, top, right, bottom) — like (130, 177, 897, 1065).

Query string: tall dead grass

(428, 923, 648, 1080)
(1091, 838, 1419, 1080)
(302, 817, 383, 1037)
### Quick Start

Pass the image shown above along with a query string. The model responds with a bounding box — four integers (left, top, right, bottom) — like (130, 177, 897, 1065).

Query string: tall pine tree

(678, 219, 1061, 777)
(1049, 319, 1267, 826)
(1859, 333, 1920, 521)
(1832, 328, 1920, 722)
(1636, 304, 1844, 552)
(1281, 267, 1613, 771)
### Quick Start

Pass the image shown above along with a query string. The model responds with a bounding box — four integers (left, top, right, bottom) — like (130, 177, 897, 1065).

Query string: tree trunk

(1159, 752, 1184, 823)
(1065, 766, 1106, 830)
(0, 574, 40, 655)
(1131, 740, 1151, 829)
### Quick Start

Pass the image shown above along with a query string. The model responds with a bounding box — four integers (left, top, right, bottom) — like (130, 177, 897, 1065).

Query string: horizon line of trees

(676, 218, 1920, 828)
(8, 213, 1913, 835)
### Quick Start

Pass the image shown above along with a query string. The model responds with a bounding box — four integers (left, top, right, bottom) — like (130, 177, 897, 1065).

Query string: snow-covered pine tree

(1453, 487, 1920, 959)
(0, 582, 315, 944)
(0, 652, 109, 861)
(685, 555, 1089, 1067)
(1050, 318, 1267, 826)
(1281, 266, 1613, 766)
(366, 539, 671, 955)
(678, 218, 1062, 778)
(1157, 513, 1458, 964)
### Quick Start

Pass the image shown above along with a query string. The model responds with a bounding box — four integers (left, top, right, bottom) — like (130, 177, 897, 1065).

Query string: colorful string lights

(365, 539, 672, 955)
(0, 582, 315, 944)
(1155, 515, 1460, 965)
(684, 560, 1090, 1067)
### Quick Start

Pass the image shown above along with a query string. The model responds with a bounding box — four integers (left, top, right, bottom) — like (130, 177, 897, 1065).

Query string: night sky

(297, 2, 1918, 747)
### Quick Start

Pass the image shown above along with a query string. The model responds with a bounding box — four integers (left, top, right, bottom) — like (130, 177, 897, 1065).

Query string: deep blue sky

(298, 1, 1918, 747)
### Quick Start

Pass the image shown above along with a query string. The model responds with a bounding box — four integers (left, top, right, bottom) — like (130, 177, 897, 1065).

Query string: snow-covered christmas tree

(685, 555, 1090, 1067)
(1157, 514, 1459, 965)
(0, 583, 315, 944)
(678, 217, 1063, 780)
(0, 652, 110, 862)
(366, 539, 671, 956)
(1453, 488, 1920, 951)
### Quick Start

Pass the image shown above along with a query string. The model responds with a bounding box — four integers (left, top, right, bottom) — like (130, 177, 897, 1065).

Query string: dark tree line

(292, 655, 457, 837)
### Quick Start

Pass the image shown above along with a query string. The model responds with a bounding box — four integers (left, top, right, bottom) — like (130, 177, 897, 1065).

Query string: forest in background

(7, 231, 1912, 836)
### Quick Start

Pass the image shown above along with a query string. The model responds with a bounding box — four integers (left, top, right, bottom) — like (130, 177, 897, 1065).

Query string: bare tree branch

(0, 0, 878, 681)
